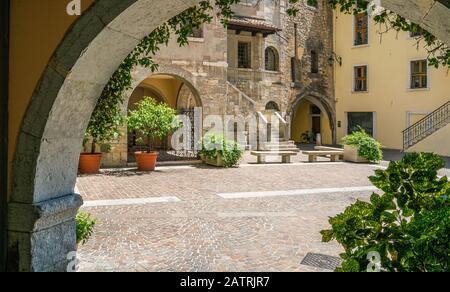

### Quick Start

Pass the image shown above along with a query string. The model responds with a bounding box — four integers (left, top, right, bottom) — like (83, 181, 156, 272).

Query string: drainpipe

(0, 0, 10, 273)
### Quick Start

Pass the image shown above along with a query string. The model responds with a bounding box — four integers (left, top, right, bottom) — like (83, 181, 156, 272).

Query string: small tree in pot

(80, 106, 124, 174)
(127, 97, 180, 171)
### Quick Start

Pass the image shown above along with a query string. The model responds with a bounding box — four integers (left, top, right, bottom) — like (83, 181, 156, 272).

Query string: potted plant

(342, 128, 383, 163)
(80, 104, 124, 174)
(127, 97, 180, 171)
(199, 134, 244, 168)
(76, 211, 97, 247)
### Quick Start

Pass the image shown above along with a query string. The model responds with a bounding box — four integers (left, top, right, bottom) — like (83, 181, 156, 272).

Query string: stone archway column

(7, 195, 83, 272)
(8, 0, 200, 272)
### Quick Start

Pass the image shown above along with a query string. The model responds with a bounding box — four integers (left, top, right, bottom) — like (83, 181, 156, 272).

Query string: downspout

(0, 0, 10, 272)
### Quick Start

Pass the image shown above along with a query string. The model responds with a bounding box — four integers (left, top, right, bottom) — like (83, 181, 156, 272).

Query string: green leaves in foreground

(321, 153, 450, 272)
(76, 212, 97, 246)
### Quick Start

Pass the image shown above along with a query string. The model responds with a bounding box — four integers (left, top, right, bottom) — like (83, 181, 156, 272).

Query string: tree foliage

(127, 97, 180, 152)
(321, 153, 450, 272)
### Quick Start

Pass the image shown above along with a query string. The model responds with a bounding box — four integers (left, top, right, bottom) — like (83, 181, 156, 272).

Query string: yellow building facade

(333, 11, 450, 155)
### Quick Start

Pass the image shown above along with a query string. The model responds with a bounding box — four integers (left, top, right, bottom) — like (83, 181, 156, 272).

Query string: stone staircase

(225, 81, 256, 114)
(261, 139, 299, 152)
(403, 100, 450, 150)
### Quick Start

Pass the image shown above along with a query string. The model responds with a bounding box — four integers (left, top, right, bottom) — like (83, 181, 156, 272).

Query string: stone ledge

(8, 194, 83, 233)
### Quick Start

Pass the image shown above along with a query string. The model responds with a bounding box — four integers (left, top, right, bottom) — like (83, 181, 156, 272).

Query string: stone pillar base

(7, 194, 83, 272)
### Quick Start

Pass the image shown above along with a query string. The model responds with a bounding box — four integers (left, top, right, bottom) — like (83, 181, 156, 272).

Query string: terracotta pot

(79, 153, 102, 174)
(135, 151, 159, 171)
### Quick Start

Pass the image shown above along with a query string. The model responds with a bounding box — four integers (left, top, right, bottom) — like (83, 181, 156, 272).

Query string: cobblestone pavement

(76, 151, 450, 272)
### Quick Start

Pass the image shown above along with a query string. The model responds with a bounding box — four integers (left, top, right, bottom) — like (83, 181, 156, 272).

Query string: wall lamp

(328, 52, 342, 67)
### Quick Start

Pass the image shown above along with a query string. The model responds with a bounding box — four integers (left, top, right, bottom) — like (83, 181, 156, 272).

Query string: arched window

(265, 101, 280, 111)
(265, 47, 279, 71)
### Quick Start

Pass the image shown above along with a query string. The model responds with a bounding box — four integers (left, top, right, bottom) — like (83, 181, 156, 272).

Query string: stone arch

(289, 92, 336, 144)
(9, 0, 201, 272)
(111, 70, 203, 167)
(265, 101, 280, 111)
(124, 63, 203, 111)
(7, 0, 450, 272)
(132, 83, 167, 105)
(177, 83, 201, 111)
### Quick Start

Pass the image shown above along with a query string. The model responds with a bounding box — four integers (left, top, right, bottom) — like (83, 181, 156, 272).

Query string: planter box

(344, 145, 368, 163)
(201, 154, 224, 167)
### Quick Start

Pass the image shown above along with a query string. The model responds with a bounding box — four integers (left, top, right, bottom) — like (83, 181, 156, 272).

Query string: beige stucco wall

(8, 0, 94, 197)
(334, 11, 450, 150)
(407, 124, 450, 156)
(291, 100, 332, 145)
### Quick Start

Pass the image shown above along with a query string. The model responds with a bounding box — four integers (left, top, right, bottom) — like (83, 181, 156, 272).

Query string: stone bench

(250, 151, 298, 164)
(303, 150, 344, 162)
(314, 146, 344, 160)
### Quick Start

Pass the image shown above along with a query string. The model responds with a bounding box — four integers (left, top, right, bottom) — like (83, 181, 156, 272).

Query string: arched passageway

(289, 94, 335, 145)
(98, 73, 202, 167)
(7, 0, 450, 271)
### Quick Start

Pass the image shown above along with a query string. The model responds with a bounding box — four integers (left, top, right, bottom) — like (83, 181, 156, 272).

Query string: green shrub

(342, 128, 383, 162)
(76, 212, 97, 245)
(321, 153, 450, 272)
(199, 134, 244, 168)
(127, 97, 180, 153)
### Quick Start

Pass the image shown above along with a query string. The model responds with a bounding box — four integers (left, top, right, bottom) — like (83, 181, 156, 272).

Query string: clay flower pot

(135, 151, 159, 171)
(79, 153, 102, 174)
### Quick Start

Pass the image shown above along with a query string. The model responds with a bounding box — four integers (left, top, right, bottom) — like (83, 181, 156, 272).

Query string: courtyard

(75, 151, 450, 272)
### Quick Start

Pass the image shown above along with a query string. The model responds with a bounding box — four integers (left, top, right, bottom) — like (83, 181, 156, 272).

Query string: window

(265, 47, 279, 71)
(354, 65, 368, 92)
(189, 27, 204, 38)
(265, 101, 280, 111)
(410, 60, 428, 89)
(348, 112, 374, 136)
(238, 42, 251, 69)
(354, 13, 368, 46)
(311, 50, 319, 73)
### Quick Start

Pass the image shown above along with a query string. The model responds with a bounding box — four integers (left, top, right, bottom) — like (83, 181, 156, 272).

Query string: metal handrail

(402, 100, 450, 150)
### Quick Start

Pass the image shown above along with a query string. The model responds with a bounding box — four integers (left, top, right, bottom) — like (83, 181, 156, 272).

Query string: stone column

(7, 194, 83, 272)
(255, 32, 265, 72)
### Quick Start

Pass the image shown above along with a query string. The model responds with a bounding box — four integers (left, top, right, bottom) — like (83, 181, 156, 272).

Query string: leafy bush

(342, 128, 383, 162)
(321, 153, 450, 272)
(76, 212, 97, 245)
(301, 131, 316, 144)
(127, 97, 180, 153)
(199, 134, 244, 168)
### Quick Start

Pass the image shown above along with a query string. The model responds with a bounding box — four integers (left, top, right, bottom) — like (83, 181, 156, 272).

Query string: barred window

(238, 42, 251, 69)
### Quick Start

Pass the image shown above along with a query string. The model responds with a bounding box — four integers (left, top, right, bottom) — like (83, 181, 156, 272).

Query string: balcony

(227, 67, 282, 84)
